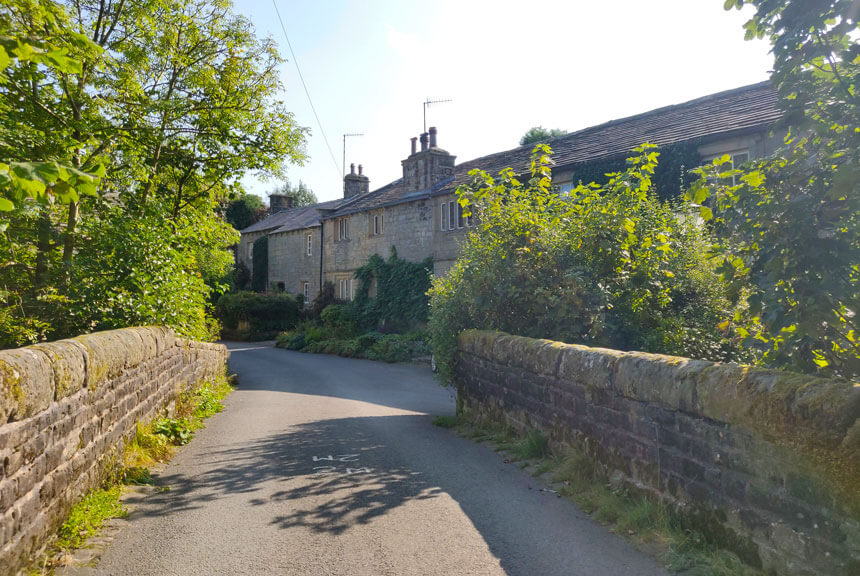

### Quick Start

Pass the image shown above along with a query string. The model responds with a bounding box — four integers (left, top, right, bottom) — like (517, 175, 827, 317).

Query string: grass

(55, 486, 126, 551)
(431, 415, 459, 428)
(444, 417, 768, 576)
(29, 374, 235, 574)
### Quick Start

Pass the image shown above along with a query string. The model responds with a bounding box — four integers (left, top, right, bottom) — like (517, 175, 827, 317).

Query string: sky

(231, 0, 775, 203)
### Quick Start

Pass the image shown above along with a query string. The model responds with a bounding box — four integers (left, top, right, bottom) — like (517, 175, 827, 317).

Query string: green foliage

(0, 0, 306, 346)
(276, 323, 430, 363)
(311, 280, 337, 317)
(352, 248, 433, 332)
(569, 140, 701, 202)
(151, 418, 193, 445)
(430, 145, 741, 383)
(215, 291, 300, 339)
(250, 235, 269, 293)
(270, 179, 317, 207)
(520, 126, 568, 146)
(225, 194, 267, 231)
(682, 0, 860, 380)
(432, 415, 459, 428)
(55, 486, 126, 550)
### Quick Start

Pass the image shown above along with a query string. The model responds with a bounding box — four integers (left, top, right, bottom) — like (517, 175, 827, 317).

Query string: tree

(519, 126, 568, 146)
(225, 194, 267, 231)
(0, 0, 307, 345)
(270, 179, 317, 207)
(685, 1, 859, 379)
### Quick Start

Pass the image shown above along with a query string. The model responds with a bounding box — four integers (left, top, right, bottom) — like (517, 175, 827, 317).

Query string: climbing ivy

(251, 236, 268, 292)
(352, 248, 433, 332)
(566, 141, 701, 202)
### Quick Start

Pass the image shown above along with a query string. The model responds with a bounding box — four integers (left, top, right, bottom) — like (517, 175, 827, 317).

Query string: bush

(276, 325, 429, 363)
(429, 145, 743, 383)
(216, 291, 301, 340)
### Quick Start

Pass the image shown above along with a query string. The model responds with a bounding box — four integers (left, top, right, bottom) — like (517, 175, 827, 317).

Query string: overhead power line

(271, 0, 341, 178)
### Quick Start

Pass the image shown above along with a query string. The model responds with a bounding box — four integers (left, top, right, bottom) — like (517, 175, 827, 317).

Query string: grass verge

(30, 373, 234, 574)
(446, 417, 767, 576)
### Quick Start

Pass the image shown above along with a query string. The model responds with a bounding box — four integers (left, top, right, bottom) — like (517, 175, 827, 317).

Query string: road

(93, 342, 669, 576)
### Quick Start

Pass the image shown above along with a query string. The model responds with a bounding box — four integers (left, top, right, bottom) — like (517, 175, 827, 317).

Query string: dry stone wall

(456, 330, 859, 576)
(0, 327, 227, 575)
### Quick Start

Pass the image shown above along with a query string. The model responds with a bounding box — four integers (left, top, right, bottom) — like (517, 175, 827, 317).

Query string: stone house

(238, 81, 784, 302)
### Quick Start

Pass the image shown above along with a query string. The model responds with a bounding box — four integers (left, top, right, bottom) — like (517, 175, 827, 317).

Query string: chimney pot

(410, 137, 417, 155)
(419, 132, 428, 151)
(429, 126, 437, 148)
(350, 163, 355, 175)
(358, 164, 363, 176)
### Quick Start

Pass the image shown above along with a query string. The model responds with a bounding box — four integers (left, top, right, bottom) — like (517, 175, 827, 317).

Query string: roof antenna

(342, 133, 364, 178)
(424, 98, 452, 133)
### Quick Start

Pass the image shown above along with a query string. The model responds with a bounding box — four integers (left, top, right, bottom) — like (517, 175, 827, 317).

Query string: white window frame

(373, 213, 383, 236)
(247, 244, 253, 259)
(704, 149, 750, 186)
(448, 201, 456, 231)
(306, 233, 312, 256)
(337, 218, 349, 241)
(440, 201, 448, 231)
(303, 281, 310, 301)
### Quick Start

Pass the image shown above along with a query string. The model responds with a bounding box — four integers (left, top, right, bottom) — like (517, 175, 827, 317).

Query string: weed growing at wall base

(448, 418, 767, 576)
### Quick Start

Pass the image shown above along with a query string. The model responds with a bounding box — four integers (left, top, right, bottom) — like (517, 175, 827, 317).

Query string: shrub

(429, 145, 742, 383)
(215, 291, 301, 339)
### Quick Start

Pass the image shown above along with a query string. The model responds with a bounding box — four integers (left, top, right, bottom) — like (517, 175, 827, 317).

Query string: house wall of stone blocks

(269, 227, 322, 299)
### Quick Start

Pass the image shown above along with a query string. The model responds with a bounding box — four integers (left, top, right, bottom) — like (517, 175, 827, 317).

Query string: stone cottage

(238, 81, 784, 301)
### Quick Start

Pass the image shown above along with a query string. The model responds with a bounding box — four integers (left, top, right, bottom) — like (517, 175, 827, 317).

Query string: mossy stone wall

(0, 327, 227, 575)
(457, 330, 859, 576)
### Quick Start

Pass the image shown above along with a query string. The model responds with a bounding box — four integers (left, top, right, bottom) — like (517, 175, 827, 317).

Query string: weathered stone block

(31, 340, 87, 401)
(0, 348, 54, 423)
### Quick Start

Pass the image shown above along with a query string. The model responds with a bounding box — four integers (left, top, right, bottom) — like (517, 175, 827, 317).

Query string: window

(339, 279, 347, 299)
(337, 218, 349, 241)
(704, 149, 750, 186)
(306, 233, 312, 256)
(247, 244, 253, 259)
(303, 282, 310, 301)
(372, 213, 383, 236)
(441, 200, 472, 231)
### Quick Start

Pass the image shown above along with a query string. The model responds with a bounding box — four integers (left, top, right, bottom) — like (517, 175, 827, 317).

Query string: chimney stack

(429, 126, 437, 148)
(343, 163, 369, 199)
(410, 137, 417, 155)
(269, 193, 293, 214)
(419, 132, 429, 151)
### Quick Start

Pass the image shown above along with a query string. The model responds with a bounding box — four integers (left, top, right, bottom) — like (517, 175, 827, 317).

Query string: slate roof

(240, 198, 343, 234)
(326, 81, 780, 219)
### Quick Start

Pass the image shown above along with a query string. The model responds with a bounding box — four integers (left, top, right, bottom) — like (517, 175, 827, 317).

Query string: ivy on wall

(251, 236, 268, 292)
(352, 247, 433, 332)
(567, 140, 701, 202)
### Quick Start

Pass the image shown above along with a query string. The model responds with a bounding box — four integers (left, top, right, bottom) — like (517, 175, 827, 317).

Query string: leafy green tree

(519, 126, 568, 146)
(270, 179, 317, 207)
(685, 1, 859, 379)
(225, 194, 267, 231)
(0, 0, 307, 345)
(429, 145, 740, 383)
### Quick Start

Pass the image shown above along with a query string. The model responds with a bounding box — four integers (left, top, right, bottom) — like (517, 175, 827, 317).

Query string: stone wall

(0, 327, 227, 575)
(456, 330, 859, 576)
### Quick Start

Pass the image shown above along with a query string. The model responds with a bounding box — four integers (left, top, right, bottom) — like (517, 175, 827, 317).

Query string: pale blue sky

(232, 0, 774, 203)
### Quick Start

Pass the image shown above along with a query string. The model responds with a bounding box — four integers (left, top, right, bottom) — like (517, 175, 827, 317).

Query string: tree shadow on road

(134, 415, 443, 536)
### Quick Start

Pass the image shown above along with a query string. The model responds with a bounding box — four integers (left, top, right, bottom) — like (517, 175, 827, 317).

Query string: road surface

(93, 342, 669, 575)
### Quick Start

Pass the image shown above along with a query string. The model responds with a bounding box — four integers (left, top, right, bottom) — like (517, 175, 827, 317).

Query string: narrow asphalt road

(93, 343, 669, 576)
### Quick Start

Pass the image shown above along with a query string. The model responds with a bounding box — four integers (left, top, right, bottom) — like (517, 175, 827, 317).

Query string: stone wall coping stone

(459, 330, 860, 455)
